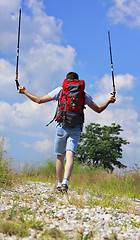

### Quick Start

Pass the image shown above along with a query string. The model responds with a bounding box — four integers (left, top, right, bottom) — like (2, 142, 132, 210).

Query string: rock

(0, 181, 140, 240)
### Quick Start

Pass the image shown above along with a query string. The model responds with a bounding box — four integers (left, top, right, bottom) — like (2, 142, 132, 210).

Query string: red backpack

(56, 78, 85, 127)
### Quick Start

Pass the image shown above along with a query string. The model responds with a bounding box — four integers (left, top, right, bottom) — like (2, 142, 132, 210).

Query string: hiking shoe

(56, 186, 62, 193)
(61, 184, 68, 193)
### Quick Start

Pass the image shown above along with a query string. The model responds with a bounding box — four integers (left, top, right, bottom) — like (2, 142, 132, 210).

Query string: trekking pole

(15, 8, 21, 90)
(108, 29, 116, 97)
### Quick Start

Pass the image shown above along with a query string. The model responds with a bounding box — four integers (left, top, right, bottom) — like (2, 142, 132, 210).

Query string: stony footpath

(0, 181, 140, 240)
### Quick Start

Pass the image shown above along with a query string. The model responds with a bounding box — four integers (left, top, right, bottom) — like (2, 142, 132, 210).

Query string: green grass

(22, 160, 56, 184)
(39, 228, 68, 240)
(1, 136, 140, 200)
(0, 137, 22, 188)
(21, 158, 140, 200)
(0, 203, 45, 238)
(70, 162, 140, 200)
(19, 160, 140, 208)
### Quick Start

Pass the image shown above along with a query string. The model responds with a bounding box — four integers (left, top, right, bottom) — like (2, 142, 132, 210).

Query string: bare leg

(56, 154, 65, 182)
(64, 150, 75, 180)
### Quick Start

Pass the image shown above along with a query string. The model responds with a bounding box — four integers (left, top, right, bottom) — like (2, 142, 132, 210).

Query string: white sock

(57, 181, 62, 187)
(62, 178, 68, 186)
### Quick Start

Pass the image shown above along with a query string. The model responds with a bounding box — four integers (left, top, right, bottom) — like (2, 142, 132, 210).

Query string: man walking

(18, 72, 116, 193)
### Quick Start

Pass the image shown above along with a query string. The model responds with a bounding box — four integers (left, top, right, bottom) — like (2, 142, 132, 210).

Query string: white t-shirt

(48, 87, 93, 105)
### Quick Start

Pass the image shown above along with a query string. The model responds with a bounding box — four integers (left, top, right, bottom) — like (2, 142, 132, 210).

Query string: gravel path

(0, 181, 140, 240)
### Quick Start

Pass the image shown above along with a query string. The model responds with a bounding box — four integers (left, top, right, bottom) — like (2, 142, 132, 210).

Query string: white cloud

(22, 43, 76, 94)
(107, 0, 140, 28)
(25, 0, 63, 43)
(26, 0, 45, 12)
(0, 0, 76, 97)
(21, 2, 63, 50)
(0, 99, 57, 133)
(34, 139, 53, 153)
(86, 73, 137, 129)
(96, 73, 135, 92)
(0, 0, 21, 52)
(0, 59, 17, 98)
(0, 59, 14, 86)
(92, 73, 135, 105)
(20, 141, 31, 148)
(0, 98, 56, 157)
(20, 139, 54, 153)
(0, 0, 20, 11)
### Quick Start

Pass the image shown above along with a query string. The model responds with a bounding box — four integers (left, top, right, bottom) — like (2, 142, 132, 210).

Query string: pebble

(0, 181, 140, 240)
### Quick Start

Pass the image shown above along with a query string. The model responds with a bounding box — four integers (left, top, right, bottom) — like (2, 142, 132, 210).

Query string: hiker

(18, 72, 116, 193)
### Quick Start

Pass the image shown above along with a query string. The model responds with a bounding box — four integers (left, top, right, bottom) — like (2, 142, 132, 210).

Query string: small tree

(75, 123, 129, 171)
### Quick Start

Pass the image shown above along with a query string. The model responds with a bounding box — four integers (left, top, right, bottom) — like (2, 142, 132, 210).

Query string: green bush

(39, 160, 56, 177)
(0, 137, 13, 187)
(22, 160, 56, 182)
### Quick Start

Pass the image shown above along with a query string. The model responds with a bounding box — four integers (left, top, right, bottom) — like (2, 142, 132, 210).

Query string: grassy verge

(70, 162, 140, 199)
(0, 137, 22, 189)
(0, 136, 140, 199)
(21, 160, 140, 200)
(22, 160, 56, 184)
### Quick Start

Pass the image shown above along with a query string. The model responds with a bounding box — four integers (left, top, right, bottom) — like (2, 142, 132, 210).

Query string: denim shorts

(54, 124, 81, 155)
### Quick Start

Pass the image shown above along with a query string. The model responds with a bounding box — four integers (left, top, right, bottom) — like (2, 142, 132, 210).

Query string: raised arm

(88, 95, 116, 113)
(18, 86, 52, 104)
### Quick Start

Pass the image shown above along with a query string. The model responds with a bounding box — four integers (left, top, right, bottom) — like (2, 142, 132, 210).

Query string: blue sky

(0, 0, 140, 169)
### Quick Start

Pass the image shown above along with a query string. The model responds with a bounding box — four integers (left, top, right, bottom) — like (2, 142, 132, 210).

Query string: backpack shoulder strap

(46, 89, 62, 127)
(46, 104, 58, 127)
